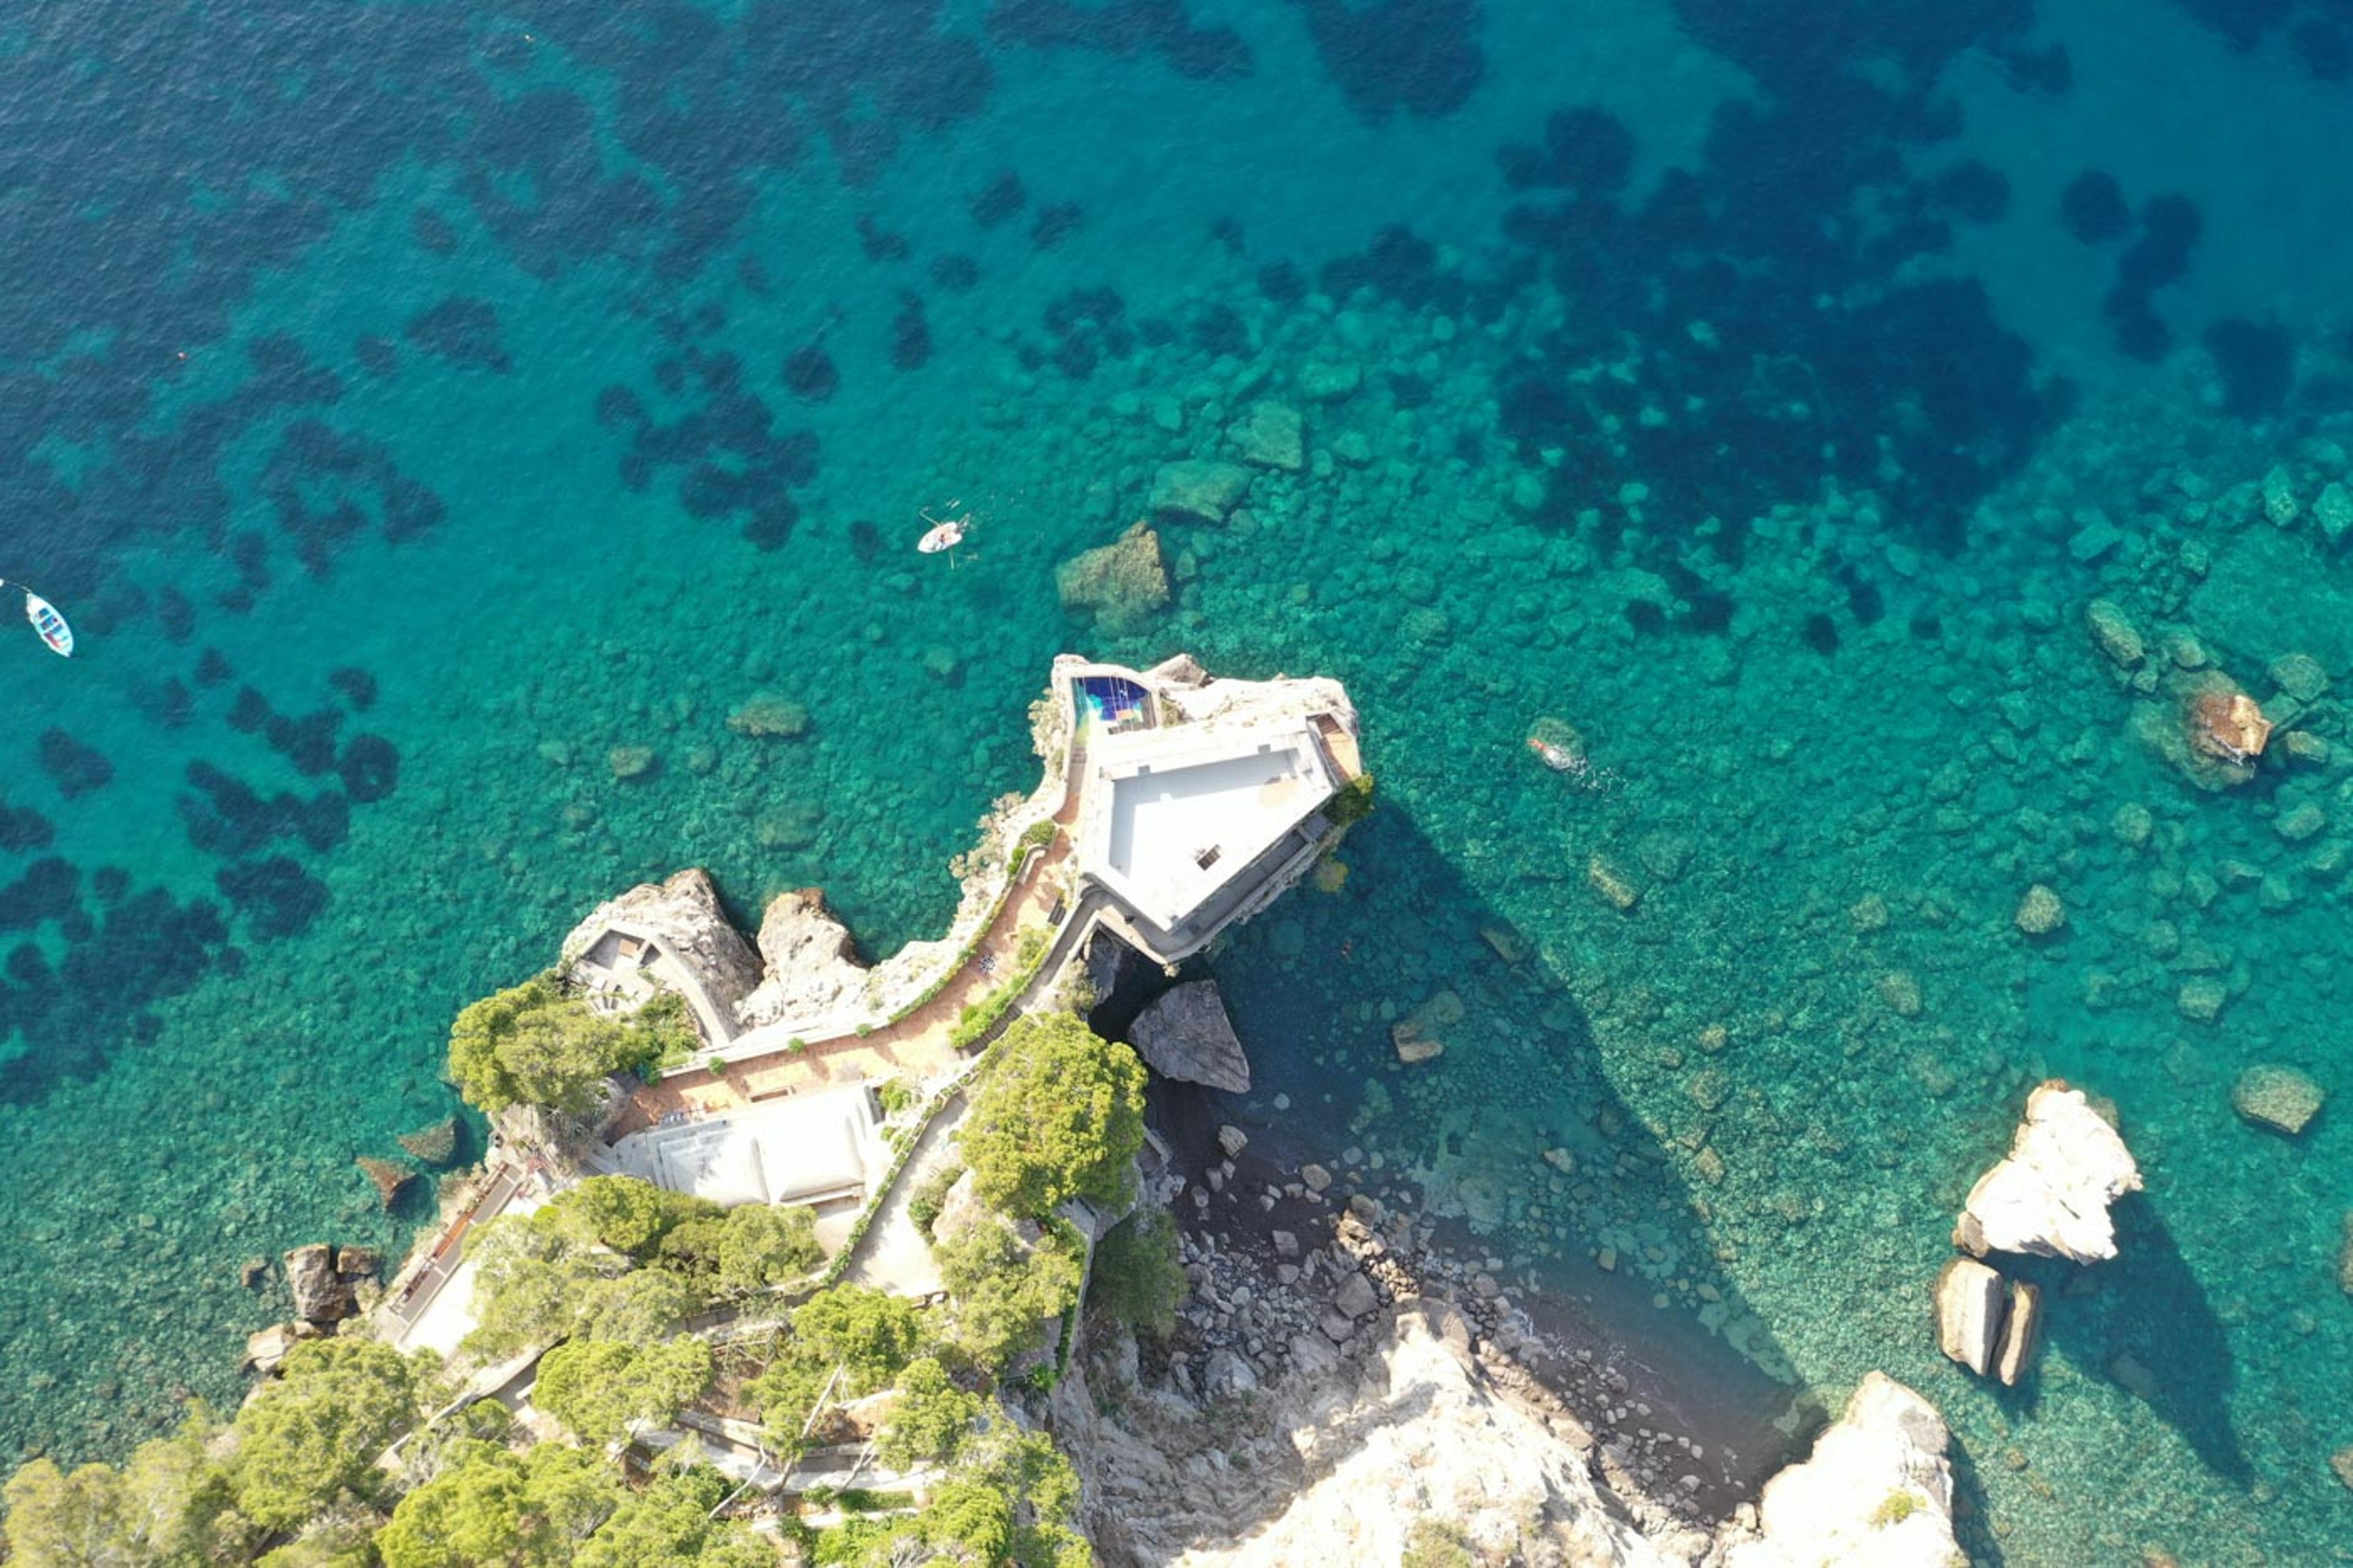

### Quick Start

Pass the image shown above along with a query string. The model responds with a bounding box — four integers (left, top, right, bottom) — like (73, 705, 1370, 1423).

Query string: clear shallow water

(3, 0, 2351, 1558)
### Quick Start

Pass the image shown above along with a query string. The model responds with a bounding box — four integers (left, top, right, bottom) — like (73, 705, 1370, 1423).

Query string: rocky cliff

(1052, 1302, 1694, 1567)
(1717, 1373, 1962, 1568)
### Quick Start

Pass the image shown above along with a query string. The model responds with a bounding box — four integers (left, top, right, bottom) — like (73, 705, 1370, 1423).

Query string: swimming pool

(1074, 674, 1152, 732)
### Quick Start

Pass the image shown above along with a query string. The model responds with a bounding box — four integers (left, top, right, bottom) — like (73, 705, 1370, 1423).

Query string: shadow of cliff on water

(1091, 798, 1813, 1553)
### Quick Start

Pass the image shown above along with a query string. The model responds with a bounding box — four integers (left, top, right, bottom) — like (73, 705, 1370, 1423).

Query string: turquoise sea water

(3, 0, 2351, 1559)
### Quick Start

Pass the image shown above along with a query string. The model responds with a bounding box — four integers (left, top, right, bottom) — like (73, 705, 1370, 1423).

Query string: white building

(1059, 655, 1363, 964)
(606, 1083, 885, 1210)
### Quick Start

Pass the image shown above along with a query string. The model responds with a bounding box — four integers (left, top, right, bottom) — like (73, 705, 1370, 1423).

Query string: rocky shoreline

(1049, 1076, 1967, 1566)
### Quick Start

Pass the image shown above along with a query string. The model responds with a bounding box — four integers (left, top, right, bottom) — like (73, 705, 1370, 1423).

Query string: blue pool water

(1, 1, 2351, 1558)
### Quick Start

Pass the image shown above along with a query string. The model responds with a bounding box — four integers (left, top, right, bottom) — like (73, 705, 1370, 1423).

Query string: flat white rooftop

(1082, 724, 1333, 935)
(609, 1083, 881, 1210)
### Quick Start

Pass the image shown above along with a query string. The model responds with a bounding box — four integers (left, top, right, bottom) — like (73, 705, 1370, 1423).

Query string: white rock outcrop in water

(1722, 1373, 1961, 1568)
(1955, 1080, 2142, 1263)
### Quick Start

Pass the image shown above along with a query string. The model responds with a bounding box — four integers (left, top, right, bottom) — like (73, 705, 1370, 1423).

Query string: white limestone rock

(559, 868, 764, 1021)
(738, 887, 868, 1026)
(1050, 1304, 1688, 1567)
(1955, 1080, 2142, 1263)
(1933, 1257, 2004, 1377)
(1130, 980, 1252, 1093)
(1723, 1373, 1960, 1568)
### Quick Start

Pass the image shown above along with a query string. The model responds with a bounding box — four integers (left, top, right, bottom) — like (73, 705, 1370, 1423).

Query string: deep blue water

(4, 0, 2352, 1558)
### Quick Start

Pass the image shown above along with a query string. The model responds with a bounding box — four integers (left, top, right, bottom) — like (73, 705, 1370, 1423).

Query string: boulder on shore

(241, 1321, 323, 1377)
(1129, 980, 1252, 1093)
(1724, 1372, 1960, 1568)
(1993, 1279, 2043, 1387)
(284, 1244, 357, 1325)
(1955, 1081, 2142, 1263)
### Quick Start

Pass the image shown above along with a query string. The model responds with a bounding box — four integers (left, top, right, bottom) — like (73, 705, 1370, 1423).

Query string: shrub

(873, 1358, 984, 1471)
(233, 1339, 422, 1531)
(908, 1162, 965, 1240)
(1325, 771, 1376, 828)
(533, 1338, 713, 1446)
(933, 1220, 1085, 1374)
(1870, 1489, 1922, 1528)
(1087, 1208, 1184, 1338)
(1400, 1516, 1477, 1568)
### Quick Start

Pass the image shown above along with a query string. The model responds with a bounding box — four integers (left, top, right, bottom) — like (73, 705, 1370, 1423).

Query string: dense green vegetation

(373, 1439, 614, 1568)
(463, 1175, 822, 1360)
(1085, 1208, 1184, 1338)
(2, 999, 1162, 1566)
(445, 975, 696, 1115)
(534, 1337, 714, 1445)
(0, 1337, 765, 1566)
(934, 1219, 1086, 1374)
(958, 1013, 1145, 1218)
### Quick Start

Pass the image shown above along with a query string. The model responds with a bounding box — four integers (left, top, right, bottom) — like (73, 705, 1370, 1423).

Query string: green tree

(934, 1221, 1085, 1374)
(659, 1202, 824, 1297)
(374, 1441, 618, 1568)
(920, 1479, 1013, 1564)
(1085, 1208, 1184, 1338)
(959, 1015, 1145, 1219)
(574, 1468, 771, 1568)
(460, 1214, 626, 1361)
(446, 975, 684, 1116)
(577, 1268, 702, 1349)
(874, 1358, 984, 1471)
(539, 1175, 718, 1261)
(2, 1458, 127, 1567)
(789, 1286, 922, 1394)
(532, 1338, 713, 1446)
(232, 1339, 421, 1532)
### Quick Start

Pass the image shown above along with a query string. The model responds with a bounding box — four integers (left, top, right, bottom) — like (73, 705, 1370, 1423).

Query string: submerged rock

(1390, 989, 1463, 1064)
(2232, 1064, 2324, 1135)
(1055, 520, 1170, 632)
(726, 693, 811, 739)
(1149, 458, 1251, 523)
(1229, 401, 1305, 471)
(1955, 1081, 2142, 1263)
(2085, 599, 2145, 668)
(396, 1116, 461, 1166)
(1724, 1372, 1960, 1568)
(355, 1156, 414, 1210)
(2014, 884, 2066, 936)
(1130, 980, 1251, 1092)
